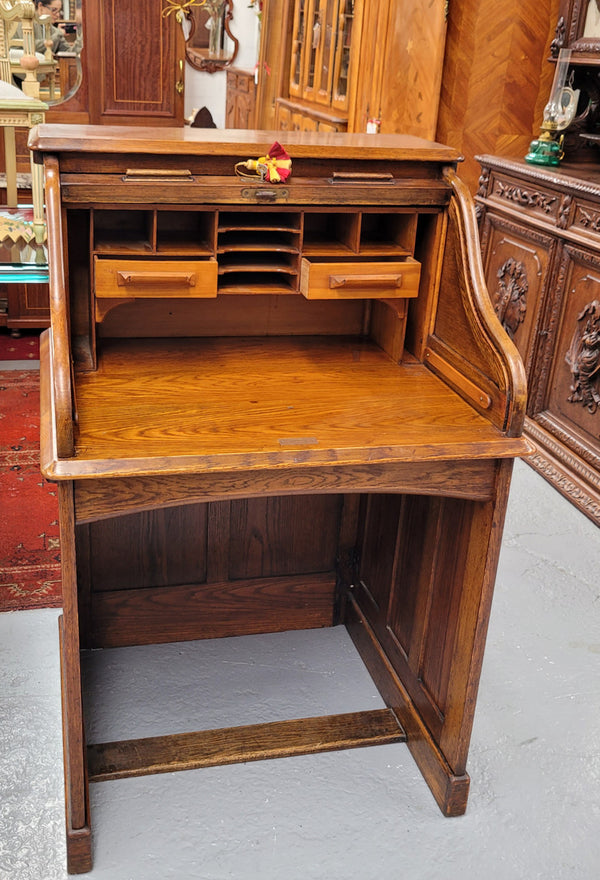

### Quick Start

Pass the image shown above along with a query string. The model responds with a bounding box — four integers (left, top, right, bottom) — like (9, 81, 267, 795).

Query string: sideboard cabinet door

(479, 211, 557, 383)
(529, 245, 600, 511)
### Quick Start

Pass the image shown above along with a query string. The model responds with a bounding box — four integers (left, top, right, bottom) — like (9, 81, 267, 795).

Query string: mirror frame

(184, 0, 239, 73)
(35, 0, 84, 107)
(552, 0, 600, 60)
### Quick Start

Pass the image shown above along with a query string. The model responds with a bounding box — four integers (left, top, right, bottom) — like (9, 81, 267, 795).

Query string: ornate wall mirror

(552, 1, 600, 59)
(33, 0, 83, 105)
(184, 0, 238, 73)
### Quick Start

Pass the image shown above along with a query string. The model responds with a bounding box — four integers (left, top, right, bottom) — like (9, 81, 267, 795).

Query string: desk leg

(58, 482, 92, 873)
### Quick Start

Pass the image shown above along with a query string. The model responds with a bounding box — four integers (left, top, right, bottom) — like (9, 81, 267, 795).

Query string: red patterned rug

(0, 369, 62, 610)
(0, 329, 40, 361)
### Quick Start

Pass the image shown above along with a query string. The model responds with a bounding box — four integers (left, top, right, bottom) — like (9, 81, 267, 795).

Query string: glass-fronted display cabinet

(332, 0, 354, 112)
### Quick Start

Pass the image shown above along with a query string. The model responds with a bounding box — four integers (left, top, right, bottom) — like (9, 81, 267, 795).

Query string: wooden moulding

(344, 593, 470, 817)
(87, 709, 406, 783)
(72, 459, 500, 523)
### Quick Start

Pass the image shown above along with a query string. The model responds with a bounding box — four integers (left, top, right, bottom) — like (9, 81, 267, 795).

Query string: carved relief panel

(566, 299, 600, 413)
(542, 246, 600, 446)
(479, 211, 556, 380)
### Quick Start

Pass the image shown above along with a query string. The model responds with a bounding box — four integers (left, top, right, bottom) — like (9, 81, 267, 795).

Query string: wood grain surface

(41, 336, 528, 480)
(87, 709, 406, 782)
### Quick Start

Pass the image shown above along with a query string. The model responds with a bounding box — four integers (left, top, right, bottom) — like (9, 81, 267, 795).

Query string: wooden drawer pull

(123, 168, 193, 180)
(330, 172, 394, 184)
(329, 273, 403, 290)
(117, 270, 197, 287)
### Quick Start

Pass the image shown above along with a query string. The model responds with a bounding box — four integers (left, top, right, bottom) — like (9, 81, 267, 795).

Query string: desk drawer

(94, 258, 218, 298)
(299, 257, 420, 300)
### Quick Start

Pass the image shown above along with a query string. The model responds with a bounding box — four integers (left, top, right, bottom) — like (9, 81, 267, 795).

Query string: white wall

(183, 4, 261, 128)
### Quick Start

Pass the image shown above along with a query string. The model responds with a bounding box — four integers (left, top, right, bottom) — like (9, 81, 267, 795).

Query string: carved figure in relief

(566, 300, 600, 414)
(493, 258, 528, 339)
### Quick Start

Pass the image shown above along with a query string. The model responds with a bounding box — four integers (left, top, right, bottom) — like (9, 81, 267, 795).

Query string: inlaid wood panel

(437, 0, 560, 193)
(84, 0, 184, 126)
(350, 0, 447, 138)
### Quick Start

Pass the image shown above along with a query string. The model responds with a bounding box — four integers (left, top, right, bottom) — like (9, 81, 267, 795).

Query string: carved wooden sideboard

(477, 155, 600, 524)
(32, 126, 528, 872)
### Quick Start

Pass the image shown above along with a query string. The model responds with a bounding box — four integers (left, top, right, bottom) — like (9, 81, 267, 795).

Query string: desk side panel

(425, 169, 527, 437)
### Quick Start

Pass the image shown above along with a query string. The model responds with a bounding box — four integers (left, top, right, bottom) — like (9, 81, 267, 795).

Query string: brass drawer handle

(329, 274, 403, 290)
(117, 271, 197, 287)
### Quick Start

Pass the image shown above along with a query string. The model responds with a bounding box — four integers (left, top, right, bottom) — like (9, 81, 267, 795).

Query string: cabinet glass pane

(290, 0, 308, 94)
(318, 0, 339, 96)
(306, 2, 321, 90)
(333, 0, 354, 105)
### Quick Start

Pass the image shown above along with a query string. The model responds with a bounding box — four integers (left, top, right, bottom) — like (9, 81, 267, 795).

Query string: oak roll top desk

(30, 125, 529, 874)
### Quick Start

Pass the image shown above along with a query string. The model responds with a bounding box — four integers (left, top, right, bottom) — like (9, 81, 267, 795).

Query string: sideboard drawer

(299, 257, 420, 300)
(94, 258, 218, 299)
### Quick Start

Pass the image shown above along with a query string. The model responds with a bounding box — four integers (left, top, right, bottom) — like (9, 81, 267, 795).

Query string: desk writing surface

(42, 335, 528, 480)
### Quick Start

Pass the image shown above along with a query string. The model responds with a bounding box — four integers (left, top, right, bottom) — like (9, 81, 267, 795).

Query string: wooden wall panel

(356, 493, 403, 629)
(348, 0, 446, 139)
(437, 0, 560, 193)
(86, 505, 209, 591)
(84, 0, 184, 125)
(376, 0, 447, 138)
(228, 495, 342, 580)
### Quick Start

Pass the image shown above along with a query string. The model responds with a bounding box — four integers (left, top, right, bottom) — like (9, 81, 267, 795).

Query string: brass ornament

(162, 0, 206, 23)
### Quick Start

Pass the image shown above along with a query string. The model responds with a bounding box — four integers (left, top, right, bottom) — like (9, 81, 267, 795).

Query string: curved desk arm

(44, 155, 74, 457)
(430, 166, 528, 438)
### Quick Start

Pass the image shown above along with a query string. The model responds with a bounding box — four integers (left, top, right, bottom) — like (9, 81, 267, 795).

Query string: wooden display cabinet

(267, 0, 447, 137)
(477, 154, 600, 524)
(32, 125, 528, 873)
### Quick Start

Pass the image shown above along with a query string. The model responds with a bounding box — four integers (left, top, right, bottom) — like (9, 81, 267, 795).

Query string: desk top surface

(41, 335, 528, 480)
(30, 125, 462, 164)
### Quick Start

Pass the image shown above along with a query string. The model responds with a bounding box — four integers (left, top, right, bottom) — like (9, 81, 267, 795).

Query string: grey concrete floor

(1, 459, 599, 880)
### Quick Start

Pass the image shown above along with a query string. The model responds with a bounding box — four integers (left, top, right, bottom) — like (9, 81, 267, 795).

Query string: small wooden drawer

(299, 258, 420, 300)
(94, 258, 218, 299)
